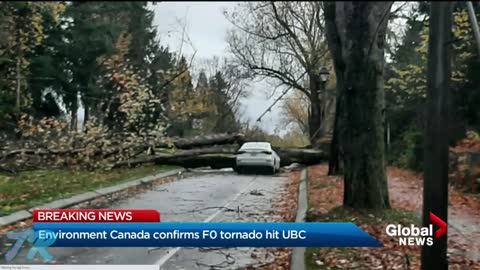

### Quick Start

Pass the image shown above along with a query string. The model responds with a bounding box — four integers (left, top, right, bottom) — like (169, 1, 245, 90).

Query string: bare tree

(226, 1, 330, 143)
(279, 90, 310, 136)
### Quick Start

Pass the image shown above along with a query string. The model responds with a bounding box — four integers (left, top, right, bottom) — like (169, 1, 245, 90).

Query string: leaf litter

(305, 164, 480, 270)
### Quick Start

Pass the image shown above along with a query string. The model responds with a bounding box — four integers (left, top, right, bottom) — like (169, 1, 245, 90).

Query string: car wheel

(270, 166, 276, 175)
(237, 167, 243, 174)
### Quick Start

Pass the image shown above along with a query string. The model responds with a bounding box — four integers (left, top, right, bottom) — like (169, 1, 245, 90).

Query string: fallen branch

(154, 133, 246, 149)
(112, 147, 238, 169)
(1, 133, 328, 172)
(113, 147, 327, 169)
(274, 147, 328, 166)
(1, 148, 86, 159)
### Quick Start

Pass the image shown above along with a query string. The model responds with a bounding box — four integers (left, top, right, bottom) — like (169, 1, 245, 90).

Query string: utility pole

(421, 2, 452, 270)
(466, 2, 480, 59)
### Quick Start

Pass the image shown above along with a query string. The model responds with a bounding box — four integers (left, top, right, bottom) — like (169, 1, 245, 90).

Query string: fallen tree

(274, 148, 328, 166)
(154, 133, 247, 149)
(113, 147, 328, 169)
(1, 132, 328, 172)
(0, 133, 246, 160)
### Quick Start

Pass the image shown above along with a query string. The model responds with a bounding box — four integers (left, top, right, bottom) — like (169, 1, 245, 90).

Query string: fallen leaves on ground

(451, 134, 480, 152)
(306, 164, 480, 270)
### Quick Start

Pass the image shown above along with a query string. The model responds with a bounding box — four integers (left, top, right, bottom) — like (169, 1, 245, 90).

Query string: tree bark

(325, 3, 345, 176)
(324, 2, 391, 209)
(112, 147, 328, 169)
(309, 75, 323, 143)
(1, 131, 328, 171)
(70, 102, 78, 132)
(155, 133, 247, 149)
(112, 148, 238, 169)
(15, 56, 21, 118)
(421, 2, 452, 270)
(274, 147, 328, 167)
(328, 93, 344, 175)
(319, 81, 330, 137)
(83, 104, 89, 132)
(14, 13, 23, 121)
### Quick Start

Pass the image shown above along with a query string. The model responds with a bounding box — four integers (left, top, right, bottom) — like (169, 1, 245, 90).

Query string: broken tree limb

(112, 148, 238, 169)
(154, 133, 246, 149)
(0, 133, 246, 160)
(112, 147, 328, 169)
(1, 148, 86, 159)
(1, 132, 329, 172)
(274, 147, 329, 167)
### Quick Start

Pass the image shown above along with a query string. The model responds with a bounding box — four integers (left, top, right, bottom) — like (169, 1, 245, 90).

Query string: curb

(290, 168, 308, 270)
(0, 168, 184, 228)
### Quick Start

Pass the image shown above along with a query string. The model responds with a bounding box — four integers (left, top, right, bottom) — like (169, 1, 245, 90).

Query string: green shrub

(390, 128, 424, 172)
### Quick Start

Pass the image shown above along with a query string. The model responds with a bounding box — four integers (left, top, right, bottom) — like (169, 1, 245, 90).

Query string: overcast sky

(151, 2, 286, 134)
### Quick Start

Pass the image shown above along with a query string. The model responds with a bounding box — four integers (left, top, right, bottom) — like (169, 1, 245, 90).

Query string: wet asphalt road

(2, 171, 288, 269)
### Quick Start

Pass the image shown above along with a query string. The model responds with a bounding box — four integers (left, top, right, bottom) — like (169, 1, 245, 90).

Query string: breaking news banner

(0, 266, 161, 270)
(33, 209, 160, 222)
(29, 209, 383, 248)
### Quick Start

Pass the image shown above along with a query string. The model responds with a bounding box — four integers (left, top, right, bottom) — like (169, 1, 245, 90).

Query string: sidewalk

(387, 167, 480, 264)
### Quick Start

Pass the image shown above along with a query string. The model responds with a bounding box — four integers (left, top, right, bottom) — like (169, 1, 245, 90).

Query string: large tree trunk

(15, 56, 21, 118)
(112, 147, 328, 169)
(70, 108, 78, 132)
(319, 80, 330, 137)
(70, 93, 78, 132)
(2, 131, 328, 171)
(274, 147, 328, 167)
(324, 2, 391, 209)
(83, 104, 89, 130)
(421, 3, 452, 270)
(325, 5, 345, 176)
(155, 133, 247, 149)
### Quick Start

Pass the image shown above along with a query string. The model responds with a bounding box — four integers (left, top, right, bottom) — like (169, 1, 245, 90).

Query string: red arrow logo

(430, 212, 447, 239)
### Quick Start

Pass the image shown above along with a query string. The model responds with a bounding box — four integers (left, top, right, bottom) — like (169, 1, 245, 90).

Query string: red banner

(33, 209, 160, 222)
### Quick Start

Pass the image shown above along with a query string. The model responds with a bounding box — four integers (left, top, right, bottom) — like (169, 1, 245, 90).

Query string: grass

(0, 165, 177, 216)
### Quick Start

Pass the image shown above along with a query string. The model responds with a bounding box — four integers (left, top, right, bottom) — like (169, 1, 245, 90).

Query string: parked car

(235, 142, 280, 174)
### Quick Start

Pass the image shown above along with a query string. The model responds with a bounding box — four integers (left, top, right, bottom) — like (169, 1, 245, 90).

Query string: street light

(319, 67, 330, 83)
(313, 66, 330, 140)
(317, 67, 330, 98)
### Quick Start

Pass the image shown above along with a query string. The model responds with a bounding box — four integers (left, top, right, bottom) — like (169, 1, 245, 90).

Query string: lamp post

(319, 67, 330, 84)
(311, 67, 330, 141)
(318, 67, 330, 100)
(318, 67, 330, 136)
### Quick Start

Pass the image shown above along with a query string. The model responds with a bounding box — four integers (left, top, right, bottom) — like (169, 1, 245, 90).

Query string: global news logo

(386, 212, 448, 246)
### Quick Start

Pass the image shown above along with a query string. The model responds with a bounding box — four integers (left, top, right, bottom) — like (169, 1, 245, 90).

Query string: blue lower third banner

(33, 222, 383, 248)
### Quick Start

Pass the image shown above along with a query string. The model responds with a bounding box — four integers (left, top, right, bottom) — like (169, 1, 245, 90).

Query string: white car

(235, 142, 281, 174)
